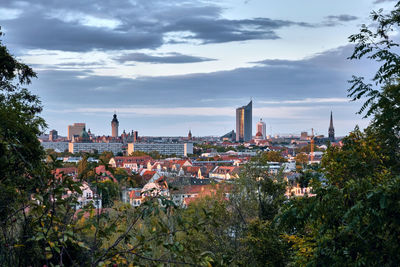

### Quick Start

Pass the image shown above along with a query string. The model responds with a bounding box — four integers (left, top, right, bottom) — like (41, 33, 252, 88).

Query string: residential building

(209, 166, 240, 180)
(40, 141, 69, 152)
(236, 100, 252, 142)
(170, 184, 231, 207)
(68, 142, 123, 154)
(128, 188, 143, 207)
(109, 156, 153, 171)
(66, 182, 102, 210)
(127, 142, 193, 156)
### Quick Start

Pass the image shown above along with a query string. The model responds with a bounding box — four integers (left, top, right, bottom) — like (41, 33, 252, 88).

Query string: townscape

(40, 103, 336, 211)
(2, 1, 400, 266)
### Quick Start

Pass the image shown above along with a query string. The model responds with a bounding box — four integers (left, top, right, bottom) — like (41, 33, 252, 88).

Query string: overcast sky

(1, 0, 396, 137)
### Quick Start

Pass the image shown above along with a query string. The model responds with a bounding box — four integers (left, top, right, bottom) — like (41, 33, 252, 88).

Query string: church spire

(328, 111, 335, 142)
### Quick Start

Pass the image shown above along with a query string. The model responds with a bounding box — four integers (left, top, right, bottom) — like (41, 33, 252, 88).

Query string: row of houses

(53, 154, 313, 212)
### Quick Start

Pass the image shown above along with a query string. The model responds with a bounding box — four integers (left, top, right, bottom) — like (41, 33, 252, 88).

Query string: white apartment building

(68, 142, 123, 154)
(41, 141, 69, 152)
(127, 143, 193, 156)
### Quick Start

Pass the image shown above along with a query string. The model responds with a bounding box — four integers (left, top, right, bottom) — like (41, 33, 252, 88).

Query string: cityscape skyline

(1, 0, 391, 136)
(50, 106, 337, 139)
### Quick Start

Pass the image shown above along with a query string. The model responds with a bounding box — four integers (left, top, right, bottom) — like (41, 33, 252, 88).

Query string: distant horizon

(1, 0, 388, 137)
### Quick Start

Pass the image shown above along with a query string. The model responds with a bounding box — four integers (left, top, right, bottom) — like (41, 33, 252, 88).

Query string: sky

(0, 0, 397, 137)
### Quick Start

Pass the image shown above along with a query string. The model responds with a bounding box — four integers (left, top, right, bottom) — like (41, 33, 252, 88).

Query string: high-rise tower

(328, 111, 335, 142)
(111, 113, 119, 137)
(256, 118, 266, 139)
(236, 101, 252, 142)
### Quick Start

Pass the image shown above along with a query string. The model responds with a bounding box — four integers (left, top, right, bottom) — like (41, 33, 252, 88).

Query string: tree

(129, 150, 149, 157)
(281, 131, 399, 266)
(295, 153, 308, 167)
(259, 151, 286, 163)
(0, 29, 215, 266)
(0, 28, 49, 265)
(348, 2, 400, 172)
(279, 4, 400, 265)
(95, 180, 120, 207)
(148, 150, 162, 159)
(98, 151, 114, 164)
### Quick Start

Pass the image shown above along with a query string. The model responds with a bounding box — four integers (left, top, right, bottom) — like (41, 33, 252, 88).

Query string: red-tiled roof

(95, 165, 118, 183)
(142, 170, 157, 181)
(113, 156, 153, 167)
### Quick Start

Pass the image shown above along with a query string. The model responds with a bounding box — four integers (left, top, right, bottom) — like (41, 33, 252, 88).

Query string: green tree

(295, 152, 308, 168)
(279, 4, 400, 265)
(0, 28, 49, 265)
(95, 180, 120, 207)
(0, 29, 215, 266)
(129, 150, 150, 157)
(259, 150, 286, 163)
(98, 151, 114, 164)
(348, 2, 400, 172)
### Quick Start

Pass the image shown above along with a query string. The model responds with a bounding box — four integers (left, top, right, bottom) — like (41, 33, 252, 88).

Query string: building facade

(256, 118, 266, 139)
(67, 123, 86, 140)
(127, 143, 193, 156)
(49, 129, 58, 141)
(68, 142, 123, 154)
(41, 141, 69, 152)
(236, 101, 252, 142)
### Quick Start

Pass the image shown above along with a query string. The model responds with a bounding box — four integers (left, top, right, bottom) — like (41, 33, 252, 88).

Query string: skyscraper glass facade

(236, 101, 252, 142)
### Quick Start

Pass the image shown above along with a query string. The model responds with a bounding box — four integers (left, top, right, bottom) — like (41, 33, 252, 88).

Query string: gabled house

(109, 156, 153, 171)
(209, 166, 240, 180)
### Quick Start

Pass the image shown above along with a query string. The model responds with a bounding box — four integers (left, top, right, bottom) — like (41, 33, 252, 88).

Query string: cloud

(163, 17, 313, 44)
(51, 106, 314, 120)
(258, 98, 349, 105)
(56, 61, 106, 67)
(115, 52, 215, 64)
(322, 14, 358, 26)
(28, 43, 374, 136)
(1, 13, 163, 52)
(31, 44, 376, 110)
(0, 0, 316, 52)
(373, 0, 397, 3)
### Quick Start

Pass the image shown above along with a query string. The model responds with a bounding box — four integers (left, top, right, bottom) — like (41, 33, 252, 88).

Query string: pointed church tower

(328, 111, 335, 142)
(188, 130, 192, 140)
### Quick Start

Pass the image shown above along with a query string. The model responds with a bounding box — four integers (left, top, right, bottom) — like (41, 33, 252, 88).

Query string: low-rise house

(54, 167, 78, 178)
(170, 184, 231, 207)
(66, 182, 102, 210)
(141, 176, 169, 198)
(95, 165, 118, 183)
(109, 156, 153, 171)
(209, 166, 240, 180)
(181, 166, 202, 178)
(285, 183, 314, 197)
(128, 188, 143, 207)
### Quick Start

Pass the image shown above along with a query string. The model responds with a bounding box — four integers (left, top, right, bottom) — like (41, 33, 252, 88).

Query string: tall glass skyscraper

(236, 101, 252, 142)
